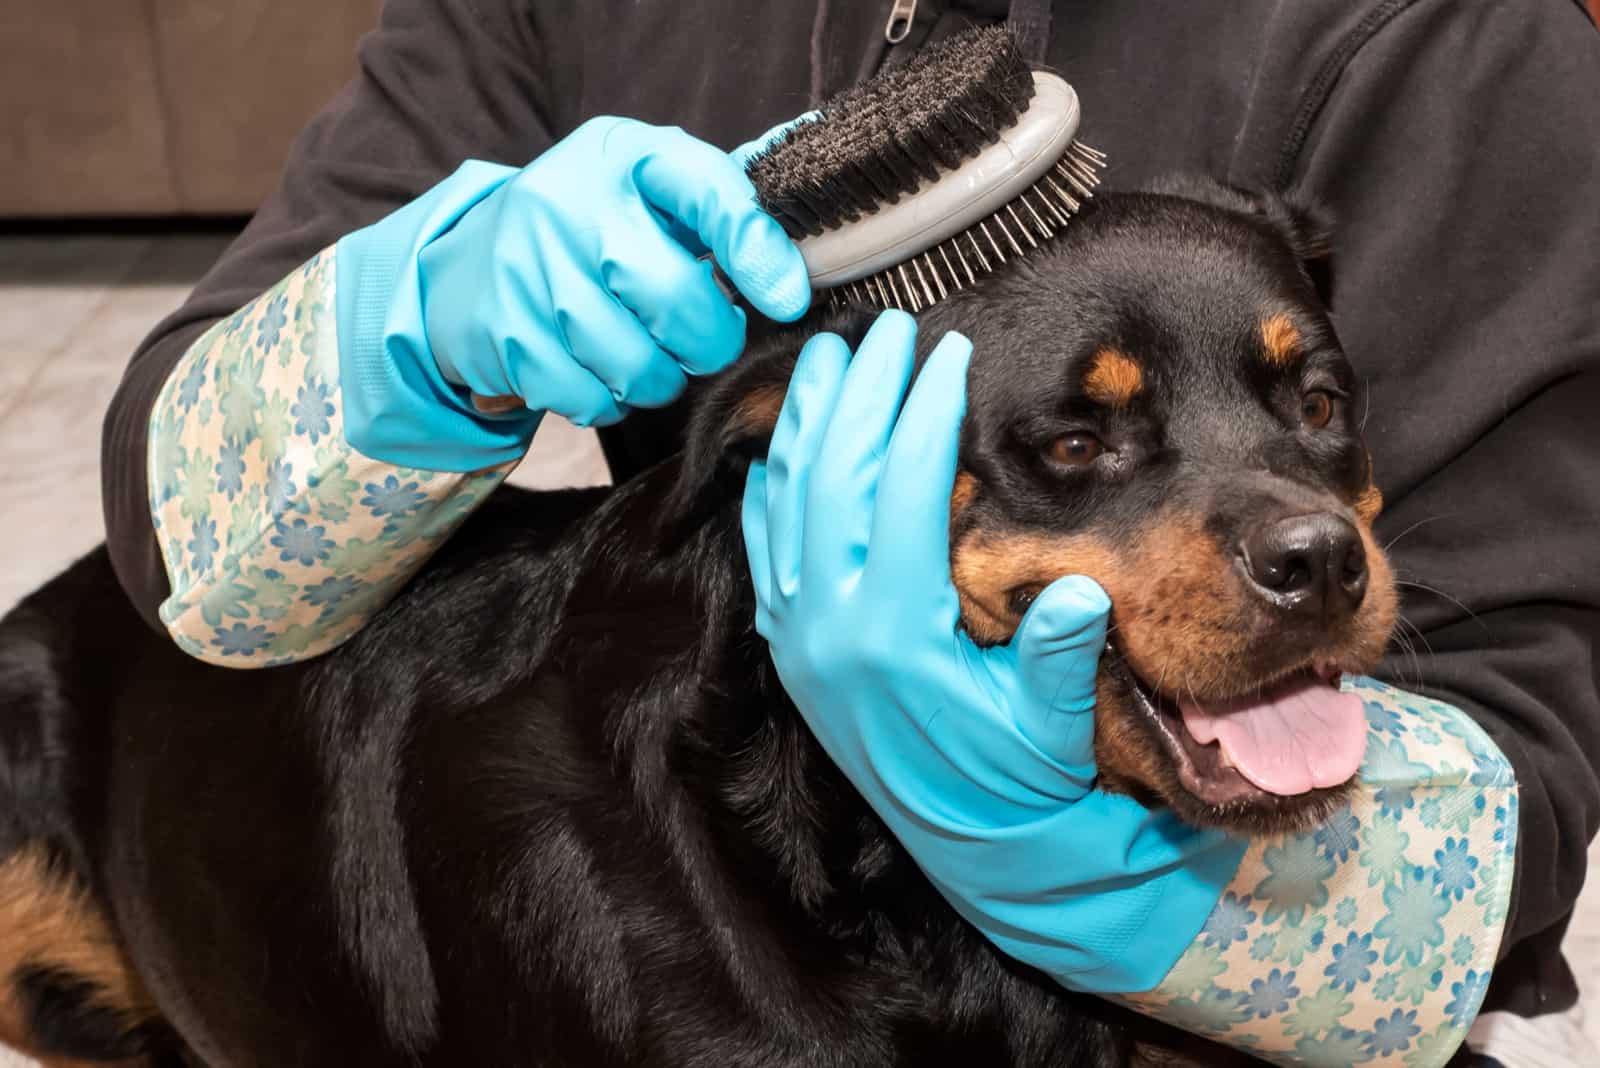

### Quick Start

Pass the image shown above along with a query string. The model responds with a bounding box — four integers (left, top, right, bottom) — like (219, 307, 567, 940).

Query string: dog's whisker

(1155, 657, 1172, 699)
(1381, 513, 1453, 552)
(1387, 626, 1417, 687)
(1389, 614, 1434, 687)
(1393, 578, 1487, 631)
(1397, 614, 1437, 657)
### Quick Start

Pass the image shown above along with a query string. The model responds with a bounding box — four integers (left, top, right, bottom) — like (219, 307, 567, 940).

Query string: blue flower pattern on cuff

(148, 247, 518, 666)
(1117, 679, 1517, 1068)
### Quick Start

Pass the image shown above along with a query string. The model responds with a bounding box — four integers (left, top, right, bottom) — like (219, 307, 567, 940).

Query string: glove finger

(802, 310, 917, 589)
(729, 111, 821, 168)
(741, 461, 777, 634)
(505, 334, 628, 428)
(603, 222, 748, 376)
(556, 284, 689, 411)
(628, 125, 811, 323)
(1006, 574, 1111, 771)
(864, 331, 972, 598)
(763, 332, 851, 597)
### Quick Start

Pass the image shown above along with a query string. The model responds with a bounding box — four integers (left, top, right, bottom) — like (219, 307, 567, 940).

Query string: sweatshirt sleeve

(102, 0, 566, 631)
(1277, 0, 1600, 1013)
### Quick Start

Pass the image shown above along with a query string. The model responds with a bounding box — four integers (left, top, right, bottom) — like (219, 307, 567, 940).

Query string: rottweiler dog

(0, 178, 1394, 1067)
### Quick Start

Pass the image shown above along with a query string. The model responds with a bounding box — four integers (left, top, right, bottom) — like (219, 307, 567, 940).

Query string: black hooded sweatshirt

(100, 0, 1600, 1017)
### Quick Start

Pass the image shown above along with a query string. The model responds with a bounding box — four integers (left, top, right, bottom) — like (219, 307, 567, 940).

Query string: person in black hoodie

(98, 0, 1600, 1051)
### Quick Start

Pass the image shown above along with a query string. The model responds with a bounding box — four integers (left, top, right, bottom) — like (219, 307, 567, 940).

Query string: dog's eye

(1047, 433, 1104, 466)
(1300, 390, 1335, 429)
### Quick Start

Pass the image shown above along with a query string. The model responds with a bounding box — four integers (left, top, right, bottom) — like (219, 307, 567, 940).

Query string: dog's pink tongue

(1178, 676, 1367, 796)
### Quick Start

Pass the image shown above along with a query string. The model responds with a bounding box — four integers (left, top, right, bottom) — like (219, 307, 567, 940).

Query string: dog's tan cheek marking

(943, 519, 1224, 802)
(1111, 514, 1264, 700)
(1083, 349, 1144, 408)
(949, 530, 1127, 646)
(0, 846, 158, 1057)
(1354, 484, 1383, 525)
(1261, 314, 1301, 367)
(1352, 450, 1384, 525)
(1092, 670, 1172, 805)
(946, 515, 1244, 670)
(1349, 524, 1399, 670)
(945, 515, 1264, 799)
(1346, 451, 1397, 668)
(952, 510, 1403, 814)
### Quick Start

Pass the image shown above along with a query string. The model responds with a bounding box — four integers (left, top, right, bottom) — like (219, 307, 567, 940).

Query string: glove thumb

(1008, 574, 1110, 770)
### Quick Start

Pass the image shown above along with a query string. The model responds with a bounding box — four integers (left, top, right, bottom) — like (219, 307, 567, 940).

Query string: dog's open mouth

(1108, 655, 1369, 807)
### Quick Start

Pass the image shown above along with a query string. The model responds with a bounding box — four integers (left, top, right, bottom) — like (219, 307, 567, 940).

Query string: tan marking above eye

(1083, 349, 1144, 408)
(1261, 314, 1301, 366)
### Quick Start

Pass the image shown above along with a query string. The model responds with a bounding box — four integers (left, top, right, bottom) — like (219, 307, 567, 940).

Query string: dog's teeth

(1218, 748, 1236, 770)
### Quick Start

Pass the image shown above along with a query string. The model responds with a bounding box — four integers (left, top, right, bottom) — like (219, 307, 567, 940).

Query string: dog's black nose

(1240, 514, 1367, 620)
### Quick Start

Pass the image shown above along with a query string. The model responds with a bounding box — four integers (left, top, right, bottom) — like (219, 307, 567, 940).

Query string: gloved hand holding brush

(333, 115, 813, 471)
(142, 114, 813, 664)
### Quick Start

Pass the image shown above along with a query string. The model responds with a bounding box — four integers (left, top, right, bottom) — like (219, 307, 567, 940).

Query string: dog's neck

(565, 473, 1137, 1054)
(561, 465, 956, 932)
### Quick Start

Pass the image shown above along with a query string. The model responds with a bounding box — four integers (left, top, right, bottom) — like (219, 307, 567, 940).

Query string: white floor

(0, 235, 1594, 1065)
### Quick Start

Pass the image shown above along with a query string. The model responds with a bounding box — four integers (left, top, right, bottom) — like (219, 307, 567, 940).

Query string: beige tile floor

(0, 234, 1594, 1066)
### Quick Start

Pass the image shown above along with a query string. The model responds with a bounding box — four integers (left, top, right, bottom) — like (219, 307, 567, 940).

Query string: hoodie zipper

(885, 0, 917, 42)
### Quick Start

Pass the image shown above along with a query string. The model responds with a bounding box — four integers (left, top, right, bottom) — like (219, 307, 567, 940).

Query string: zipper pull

(885, 0, 917, 44)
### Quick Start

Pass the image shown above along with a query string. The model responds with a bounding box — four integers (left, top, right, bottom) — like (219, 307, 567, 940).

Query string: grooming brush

(742, 26, 1105, 313)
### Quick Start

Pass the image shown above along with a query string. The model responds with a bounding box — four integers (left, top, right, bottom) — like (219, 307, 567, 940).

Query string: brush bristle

(745, 26, 1036, 239)
(834, 140, 1107, 312)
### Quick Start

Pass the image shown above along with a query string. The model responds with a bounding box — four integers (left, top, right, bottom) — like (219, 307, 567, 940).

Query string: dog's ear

(1251, 189, 1333, 308)
(1147, 176, 1334, 308)
(659, 305, 878, 538)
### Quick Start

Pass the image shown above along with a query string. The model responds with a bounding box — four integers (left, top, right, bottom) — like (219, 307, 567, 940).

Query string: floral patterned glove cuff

(147, 246, 517, 666)
(1115, 677, 1517, 1067)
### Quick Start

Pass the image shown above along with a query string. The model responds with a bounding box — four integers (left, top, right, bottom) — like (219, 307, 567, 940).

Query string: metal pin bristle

(827, 141, 1105, 311)
(980, 221, 1007, 263)
(1005, 205, 1036, 249)
(923, 252, 948, 302)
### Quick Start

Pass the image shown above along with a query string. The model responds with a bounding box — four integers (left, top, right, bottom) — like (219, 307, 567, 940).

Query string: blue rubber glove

(335, 117, 812, 471)
(741, 310, 1247, 993)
